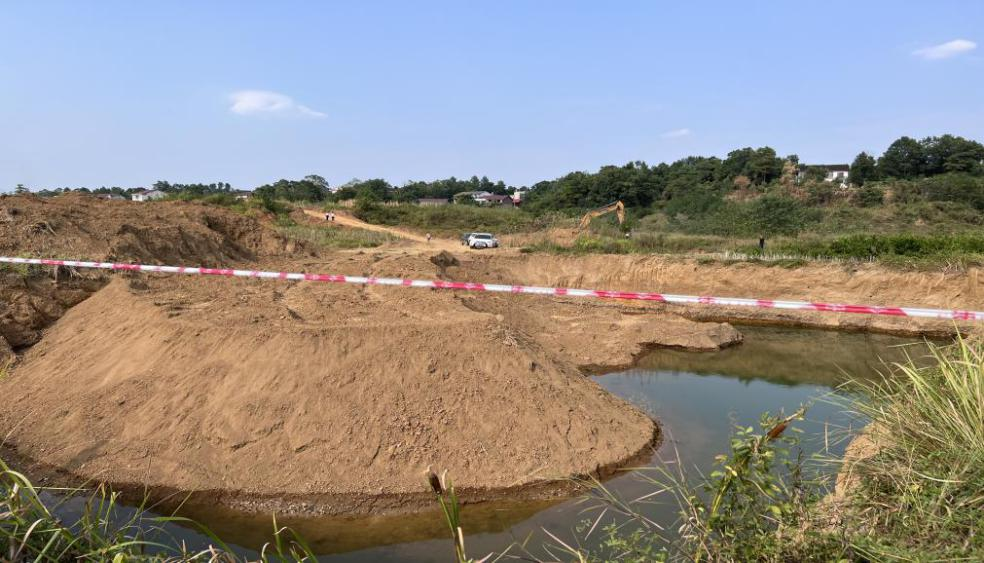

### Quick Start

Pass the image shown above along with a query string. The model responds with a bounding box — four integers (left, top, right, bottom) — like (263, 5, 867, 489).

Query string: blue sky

(1, 1, 981, 191)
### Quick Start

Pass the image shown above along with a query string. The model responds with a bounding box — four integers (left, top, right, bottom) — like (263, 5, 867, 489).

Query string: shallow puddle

(49, 326, 942, 561)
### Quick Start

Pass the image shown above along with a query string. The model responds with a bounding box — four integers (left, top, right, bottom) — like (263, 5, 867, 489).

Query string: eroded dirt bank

(456, 254, 984, 336)
(0, 194, 300, 363)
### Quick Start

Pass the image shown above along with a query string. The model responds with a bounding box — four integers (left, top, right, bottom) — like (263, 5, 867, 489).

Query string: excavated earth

(3, 195, 981, 516)
(0, 195, 742, 515)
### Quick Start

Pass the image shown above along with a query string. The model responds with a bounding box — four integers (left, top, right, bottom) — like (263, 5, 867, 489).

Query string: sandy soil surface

(0, 196, 744, 515)
(0, 252, 740, 514)
(1, 194, 299, 367)
(302, 208, 433, 244)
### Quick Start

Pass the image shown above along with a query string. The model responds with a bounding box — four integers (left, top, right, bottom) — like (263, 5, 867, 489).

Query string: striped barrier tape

(2, 256, 983, 321)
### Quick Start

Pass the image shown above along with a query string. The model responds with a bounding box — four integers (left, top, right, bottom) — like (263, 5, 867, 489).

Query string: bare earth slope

(0, 194, 296, 364)
(460, 254, 984, 335)
(0, 265, 681, 514)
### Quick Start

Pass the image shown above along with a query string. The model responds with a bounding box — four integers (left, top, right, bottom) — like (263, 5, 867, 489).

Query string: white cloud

(228, 90, 326, 118)
(912, 39, 976, 60)
(661, 128, 691, 139)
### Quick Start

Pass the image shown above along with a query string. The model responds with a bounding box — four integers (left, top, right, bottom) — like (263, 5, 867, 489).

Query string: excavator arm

(578, 201, 626, 230)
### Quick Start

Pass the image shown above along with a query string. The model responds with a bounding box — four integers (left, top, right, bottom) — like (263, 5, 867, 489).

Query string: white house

(452, 190, 494, 204)
(796, 164, 850, 185)
(823, 165, 850, 183)
(131, 189, 166, 202)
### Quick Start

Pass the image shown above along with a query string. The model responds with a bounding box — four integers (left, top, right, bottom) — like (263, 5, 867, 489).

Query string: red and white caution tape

(3, 256, 982, 321)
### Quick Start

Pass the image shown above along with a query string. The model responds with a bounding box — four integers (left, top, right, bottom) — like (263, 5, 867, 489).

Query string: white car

(467, 233, 499, 249)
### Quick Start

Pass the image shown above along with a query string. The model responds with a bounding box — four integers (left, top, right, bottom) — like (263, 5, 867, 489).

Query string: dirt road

(301, 208, 429, 242)
(300, 208, 477, 254)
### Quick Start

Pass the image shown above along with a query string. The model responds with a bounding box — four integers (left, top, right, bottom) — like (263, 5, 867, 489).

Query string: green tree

(746, 147, 782, 185)
(801, 166, 828, 183)
(921, 135, 984, 175)
(720, 147, 755, 180)
(878, 136, 924, 179)
(14, 183, 29, 194)
(917, 173, 984, 210)
(745, 195, 815, 235)
(849, 152, 878, 186)
(303, 174, 330, 191)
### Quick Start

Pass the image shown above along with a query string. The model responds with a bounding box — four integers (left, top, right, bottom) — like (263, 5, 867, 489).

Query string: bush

(856, 185, 884, 207)
(744, 195, 819, 236)
(354, 202, 540, 235)
(917, 173, 984, 210)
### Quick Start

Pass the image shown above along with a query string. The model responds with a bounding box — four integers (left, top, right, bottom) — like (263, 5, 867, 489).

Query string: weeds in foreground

(426, 468, 494, 563)
(838, 335, 984, 559)
(0, 456, 315, 562)
(562, 407, 834, 562)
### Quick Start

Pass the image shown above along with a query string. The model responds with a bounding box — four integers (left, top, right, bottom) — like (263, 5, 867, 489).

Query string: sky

(1, 1, 982, 191)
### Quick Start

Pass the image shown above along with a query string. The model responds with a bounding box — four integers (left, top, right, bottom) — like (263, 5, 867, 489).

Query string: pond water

(49, 326, 940, 561)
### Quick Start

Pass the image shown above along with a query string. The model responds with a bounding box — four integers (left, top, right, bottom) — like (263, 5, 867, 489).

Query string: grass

(838, 334, 984, 559)
(276, 223, 398, 249)
(353, 202, 558, 236)
(0, 456, 316, 561)
(520, 231, 984, 270)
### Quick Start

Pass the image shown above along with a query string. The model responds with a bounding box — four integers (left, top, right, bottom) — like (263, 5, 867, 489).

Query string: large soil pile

(0, 193, 293, 263)
(0, 194, 296, 358)
(0, 197, 742, 514)
(0, 252, 739, 514)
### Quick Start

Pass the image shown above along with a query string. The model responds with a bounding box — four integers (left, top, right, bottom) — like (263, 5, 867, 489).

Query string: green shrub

(354, 202, 541, 235)
(917, 173, 984, 210)
(856, 185, 884, 207)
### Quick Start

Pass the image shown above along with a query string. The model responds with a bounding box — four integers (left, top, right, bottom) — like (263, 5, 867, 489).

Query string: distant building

(417, 197, 449, 206)
(476, 194, 516, 207)
(511, 188, 529, 205)
(453, 190, 494, 203)
(97, 193, 127, 200)
(797, 164, 850, 184)
(131, 189, 166, 202)
(232, 190, 253, 200)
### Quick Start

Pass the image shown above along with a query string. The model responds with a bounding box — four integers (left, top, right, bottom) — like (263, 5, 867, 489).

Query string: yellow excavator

(578, 200, 626, 230)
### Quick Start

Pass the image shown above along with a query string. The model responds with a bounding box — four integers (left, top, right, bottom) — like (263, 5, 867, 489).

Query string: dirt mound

(429, 250, 460, 271)
(0, 193, 294, 265)
(0, 251, 741, 515)
(0, 273, 103, 350)
(0, 194, 299, 355)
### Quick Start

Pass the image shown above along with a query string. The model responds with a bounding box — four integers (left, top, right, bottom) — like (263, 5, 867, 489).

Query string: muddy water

(67, 327, 939, 561)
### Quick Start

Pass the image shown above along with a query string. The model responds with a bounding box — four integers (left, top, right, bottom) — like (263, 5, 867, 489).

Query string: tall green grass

(523, 231, 984, 269)
(840, 335, 984, 559)
(0, 456, 315, 561)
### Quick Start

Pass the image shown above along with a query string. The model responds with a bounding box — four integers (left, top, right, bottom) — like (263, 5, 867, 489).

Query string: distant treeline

(13, 134, 984, 224)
